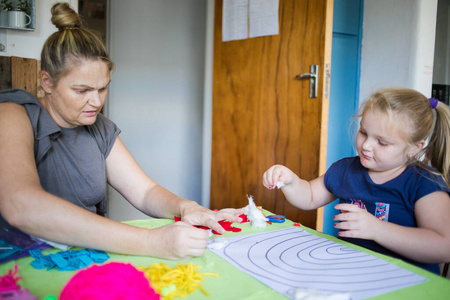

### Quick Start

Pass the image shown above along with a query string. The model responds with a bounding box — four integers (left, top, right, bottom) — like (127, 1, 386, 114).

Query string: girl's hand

(262, 165, 295, 190)
(180, 203, 244, 235)
(334, 203, 382, 240)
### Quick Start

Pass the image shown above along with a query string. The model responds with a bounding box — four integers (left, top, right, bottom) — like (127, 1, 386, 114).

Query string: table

(1, 217, 449, 299)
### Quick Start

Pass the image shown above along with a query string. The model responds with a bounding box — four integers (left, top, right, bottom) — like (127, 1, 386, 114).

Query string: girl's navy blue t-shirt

(324, 156, 449, 274)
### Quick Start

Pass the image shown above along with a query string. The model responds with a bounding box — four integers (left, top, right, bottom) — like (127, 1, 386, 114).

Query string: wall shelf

(0, 0, 36, 31)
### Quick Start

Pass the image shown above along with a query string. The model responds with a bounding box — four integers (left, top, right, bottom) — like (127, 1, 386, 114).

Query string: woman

(0, 2, 242, 260)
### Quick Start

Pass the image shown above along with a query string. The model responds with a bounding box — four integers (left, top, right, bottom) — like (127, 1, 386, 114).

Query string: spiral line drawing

(210, 227, 426, 299)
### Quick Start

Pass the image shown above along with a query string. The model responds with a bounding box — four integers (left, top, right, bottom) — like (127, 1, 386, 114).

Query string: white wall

(0, 0, 207, 223)
(359, 0, 437, 102)
(0, 0, 78, 59)
(107, 0, 207, 221)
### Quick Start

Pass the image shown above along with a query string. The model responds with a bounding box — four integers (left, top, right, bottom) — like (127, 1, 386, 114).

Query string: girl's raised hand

(262, 165, 295, 190)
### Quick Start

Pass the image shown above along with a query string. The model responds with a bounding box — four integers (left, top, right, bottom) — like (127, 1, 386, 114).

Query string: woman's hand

(334, 203, 382, 240)
(180, 203, 244, 235)
(262, 165, 296, 190)
(147, 221, 210, 260)
(145, 204, 244, 259)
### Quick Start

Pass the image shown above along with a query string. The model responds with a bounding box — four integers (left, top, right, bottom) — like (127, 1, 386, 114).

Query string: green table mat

(1, 218, 449, 299)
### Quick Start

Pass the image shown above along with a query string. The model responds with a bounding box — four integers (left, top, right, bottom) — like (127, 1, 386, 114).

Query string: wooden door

(210, 0, 333, 229)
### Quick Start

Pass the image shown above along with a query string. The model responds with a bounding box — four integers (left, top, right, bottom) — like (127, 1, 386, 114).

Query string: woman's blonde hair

(357, 87, 450, 186)
(40, 2, 114, 83)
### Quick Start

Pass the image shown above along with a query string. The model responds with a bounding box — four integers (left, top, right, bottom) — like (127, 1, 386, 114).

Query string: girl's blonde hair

(357, 87, 450, 186)
(40, 2, 114, 83)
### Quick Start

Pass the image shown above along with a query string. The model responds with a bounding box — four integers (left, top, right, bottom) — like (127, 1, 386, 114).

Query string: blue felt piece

(29, 248, 51, 270)
(29, 249, 109, 271)
(0, 238, 23, 260)
(51, 254, 68, 268)
(0, 219, 52, 264)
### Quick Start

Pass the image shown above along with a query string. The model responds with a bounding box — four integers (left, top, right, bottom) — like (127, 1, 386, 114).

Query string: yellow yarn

(138, 262, 219, 300)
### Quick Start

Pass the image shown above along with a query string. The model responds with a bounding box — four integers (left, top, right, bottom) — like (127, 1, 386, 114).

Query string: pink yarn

(0, 265, 37, 300)
(60, 262, 160, 300)
(0, 265, 22, 291)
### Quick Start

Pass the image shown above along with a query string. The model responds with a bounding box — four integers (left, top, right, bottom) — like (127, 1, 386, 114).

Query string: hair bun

(51, 2, 83, 30)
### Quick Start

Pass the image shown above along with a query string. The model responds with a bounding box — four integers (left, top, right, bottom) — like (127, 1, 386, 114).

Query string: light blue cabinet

(323, 0, 363, 236)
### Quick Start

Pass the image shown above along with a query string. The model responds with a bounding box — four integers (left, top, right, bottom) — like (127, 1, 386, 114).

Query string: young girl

(263, 88, 450, 274)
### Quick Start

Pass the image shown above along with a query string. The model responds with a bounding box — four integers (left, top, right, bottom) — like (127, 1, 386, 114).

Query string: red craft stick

(173, 216, 242, 235)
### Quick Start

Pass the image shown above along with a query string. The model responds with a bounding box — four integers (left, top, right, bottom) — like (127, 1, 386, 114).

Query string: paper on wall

(249, 0, 279, 38)
(222, 0, 279, 42)
(222, 0, 249, 42)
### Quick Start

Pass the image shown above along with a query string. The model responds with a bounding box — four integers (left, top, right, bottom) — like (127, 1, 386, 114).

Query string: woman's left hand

(180, 203, 244, 234)
(333, 203, 381, 240)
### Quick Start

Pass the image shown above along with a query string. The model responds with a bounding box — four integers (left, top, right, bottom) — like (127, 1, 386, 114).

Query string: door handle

(295, 65, 318, 98)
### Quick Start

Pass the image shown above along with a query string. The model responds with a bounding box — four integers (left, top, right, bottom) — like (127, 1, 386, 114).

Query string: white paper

(249, 0, 279, 38)
(209, 227, 427, 300)
(222, 0, 249, 42)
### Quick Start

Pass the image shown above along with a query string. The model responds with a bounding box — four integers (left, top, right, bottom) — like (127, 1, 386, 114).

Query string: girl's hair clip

(429, 97, 439, 109)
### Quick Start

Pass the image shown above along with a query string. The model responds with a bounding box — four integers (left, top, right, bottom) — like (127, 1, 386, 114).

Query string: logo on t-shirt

(349, 199, 389, 222)
(374, 202, 389, 222)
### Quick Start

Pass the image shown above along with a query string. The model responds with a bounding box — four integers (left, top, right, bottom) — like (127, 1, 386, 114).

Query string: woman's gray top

(0, 89, 121, 215)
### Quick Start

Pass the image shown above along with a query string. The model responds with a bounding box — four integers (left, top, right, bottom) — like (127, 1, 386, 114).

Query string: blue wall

(322, 0, 363, 236)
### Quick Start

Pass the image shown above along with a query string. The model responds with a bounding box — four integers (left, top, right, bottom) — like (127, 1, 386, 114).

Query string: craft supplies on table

(265, 215, 286, 223)
(0, 215, 449, 299)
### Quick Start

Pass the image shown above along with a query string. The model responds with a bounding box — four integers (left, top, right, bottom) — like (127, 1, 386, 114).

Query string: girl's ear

(408, 140, 426, 158)
(40, 71, 54, 94)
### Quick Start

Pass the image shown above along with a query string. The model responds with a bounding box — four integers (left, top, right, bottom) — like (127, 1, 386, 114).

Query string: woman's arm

(0, 102, 209, 260)
(335, 191, 450, 264)
(104, 136, 188, 219)
(105, 137, 243, 234)
(0, 103, 141, 252)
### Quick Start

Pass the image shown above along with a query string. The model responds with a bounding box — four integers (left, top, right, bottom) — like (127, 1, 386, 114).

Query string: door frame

(201, 0, 335, 230)
(201, 0, 215, 208)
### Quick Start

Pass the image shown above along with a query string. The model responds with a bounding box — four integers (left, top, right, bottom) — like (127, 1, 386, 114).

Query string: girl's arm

(263, 165, 336, 210)
(335, 191, 450, 264)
